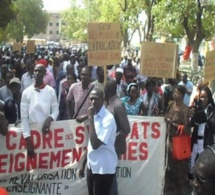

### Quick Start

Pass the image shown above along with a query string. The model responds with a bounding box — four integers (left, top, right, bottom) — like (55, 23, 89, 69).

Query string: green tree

(61, 0, 109, 42)
(62, 0, 145, 47)
(0, 0, 16, 42)
(117, 0, 144, 47)
(61, 3, 88, 42)
(141, 0, 157, 41)
(7, 0, 48, 42)
(0, 0, 16, 29)
(153, 0, 215, 71)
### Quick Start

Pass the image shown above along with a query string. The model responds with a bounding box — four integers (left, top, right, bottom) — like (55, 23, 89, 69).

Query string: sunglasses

(193, 145, 215, 184)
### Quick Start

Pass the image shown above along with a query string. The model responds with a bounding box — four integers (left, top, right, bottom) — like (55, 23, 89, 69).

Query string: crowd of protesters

(0, 44, 215, 195)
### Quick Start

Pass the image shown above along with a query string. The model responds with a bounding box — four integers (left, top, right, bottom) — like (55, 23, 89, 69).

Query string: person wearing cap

(4, 77, 21, 124)
(115, 67, 127, 98)
(21, 64, 59, 158)
(37, 59, 55, 88)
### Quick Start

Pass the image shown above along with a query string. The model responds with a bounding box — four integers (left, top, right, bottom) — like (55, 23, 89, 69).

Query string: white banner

(0, 116, 166, 195)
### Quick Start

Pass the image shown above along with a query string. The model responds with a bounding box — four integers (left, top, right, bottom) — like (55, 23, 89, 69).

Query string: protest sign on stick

(12, 42, 22, 54)
(204, 49, 215, 83)
(26, 40, 35, 54)
(140, 42, 178, 78)
(87, 22, 121, 67)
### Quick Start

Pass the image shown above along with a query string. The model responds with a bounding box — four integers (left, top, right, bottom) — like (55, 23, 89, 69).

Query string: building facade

(32, 11, 65, 42)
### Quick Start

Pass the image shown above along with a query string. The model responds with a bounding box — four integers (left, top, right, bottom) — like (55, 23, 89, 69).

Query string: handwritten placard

(26, 40, 35, 54)
(204, 50, 215, 83)
(12, 42, 22, 53)
(87, 23, 121, 66)
(140, 42, 178, 78)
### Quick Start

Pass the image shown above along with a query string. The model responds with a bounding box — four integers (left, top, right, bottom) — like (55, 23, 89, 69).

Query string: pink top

(44, 69, 55, 88)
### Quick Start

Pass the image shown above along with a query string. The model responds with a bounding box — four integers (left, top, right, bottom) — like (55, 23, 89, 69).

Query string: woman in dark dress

(164, 85, 191, 195)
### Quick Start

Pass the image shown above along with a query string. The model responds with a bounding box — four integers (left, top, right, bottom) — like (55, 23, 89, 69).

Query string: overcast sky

(43, 0, 71, 11)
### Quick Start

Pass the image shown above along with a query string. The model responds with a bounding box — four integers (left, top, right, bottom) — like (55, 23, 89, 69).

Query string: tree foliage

(61, 2, 88, 42)
(6, 0, 49, 42)
(61, 0, 145, 46)
(0, 0, 16, 29)
(62, 0, 215, 52)
(153, 0, 215, 52)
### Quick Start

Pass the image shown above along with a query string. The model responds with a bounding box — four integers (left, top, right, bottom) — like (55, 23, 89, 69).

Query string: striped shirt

(67, 82, 93, 117)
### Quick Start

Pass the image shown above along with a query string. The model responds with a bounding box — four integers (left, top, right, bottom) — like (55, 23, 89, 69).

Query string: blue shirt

(179, 80, 193, 106)
(121, 96, 142, 115)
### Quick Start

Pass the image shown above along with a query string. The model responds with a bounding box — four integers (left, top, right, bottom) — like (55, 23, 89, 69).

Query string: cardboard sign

(140, 42, 178, 78)
(12, 42, 22, 53)
(204, 49, 215, 83)
(26, 40, 35, 54)
(87, 23, 121, 66)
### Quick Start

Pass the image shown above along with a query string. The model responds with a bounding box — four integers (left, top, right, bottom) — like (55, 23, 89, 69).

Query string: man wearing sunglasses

(192, 144, 215, 195)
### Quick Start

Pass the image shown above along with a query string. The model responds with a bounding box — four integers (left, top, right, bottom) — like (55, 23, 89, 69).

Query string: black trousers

(87, 168, 115, 195)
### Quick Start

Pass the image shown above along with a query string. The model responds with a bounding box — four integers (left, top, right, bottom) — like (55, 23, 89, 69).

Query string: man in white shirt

(21, 64, 59, 158)
(87, 87, 117, 195)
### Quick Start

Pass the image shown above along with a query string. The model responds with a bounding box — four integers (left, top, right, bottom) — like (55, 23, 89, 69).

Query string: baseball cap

(116, 68, 124, 74)
(9, 77, 21, 85)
